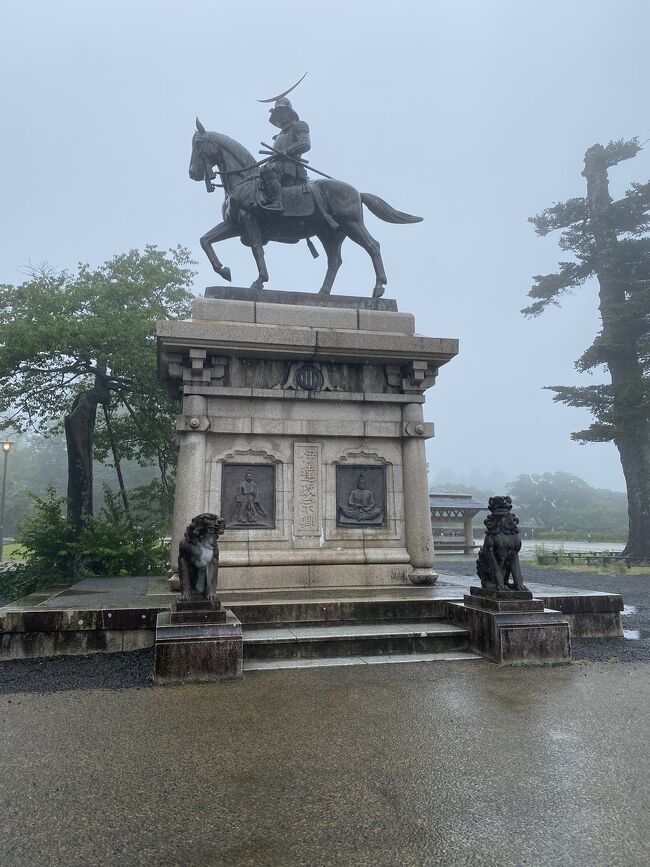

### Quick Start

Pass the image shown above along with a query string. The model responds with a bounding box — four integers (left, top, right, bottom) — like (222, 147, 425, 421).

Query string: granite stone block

(358, 309, 415, 334)
(464, 594, 544, 613)
(447, 601, 571, 664)
(204, 286, 398, 311)
(192, 297, 256, 323)
(154, 609, 243, 684)
(256, 302, 357, 330)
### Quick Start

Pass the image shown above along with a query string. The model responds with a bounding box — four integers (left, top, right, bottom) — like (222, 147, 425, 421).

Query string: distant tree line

(431, 471, 628, 538)
(1, 433, 160, 538)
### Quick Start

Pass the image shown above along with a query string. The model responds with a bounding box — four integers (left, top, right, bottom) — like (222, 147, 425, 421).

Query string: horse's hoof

(250, 280, 264, 290)
(319, 286, 332, 295)
(220, 267, 232, 282)
(373, 283, 386, 299)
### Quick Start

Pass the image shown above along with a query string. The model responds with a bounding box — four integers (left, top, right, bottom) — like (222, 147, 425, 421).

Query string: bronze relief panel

(336, 464, 387, 528)
(222, 464, 276, 529)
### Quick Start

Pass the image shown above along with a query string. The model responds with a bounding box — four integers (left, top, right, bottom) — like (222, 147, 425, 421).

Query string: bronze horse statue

(188, 120, 422, 297)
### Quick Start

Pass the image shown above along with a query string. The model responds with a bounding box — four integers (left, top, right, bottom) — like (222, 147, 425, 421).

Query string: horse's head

(189, 117, 211, 181)
(189, 120, 257, 186)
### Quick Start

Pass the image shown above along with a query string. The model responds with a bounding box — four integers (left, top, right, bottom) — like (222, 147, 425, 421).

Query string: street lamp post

(0, 441, 13, 562)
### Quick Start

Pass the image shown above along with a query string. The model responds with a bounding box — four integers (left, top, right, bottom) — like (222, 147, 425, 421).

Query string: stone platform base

(0, 575, 621, 660)
(447, 587, 571, 665)
(154, 603, 242, 684)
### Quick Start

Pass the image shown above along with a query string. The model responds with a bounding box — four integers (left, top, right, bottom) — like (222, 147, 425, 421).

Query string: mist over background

(2, 0, 648, 493)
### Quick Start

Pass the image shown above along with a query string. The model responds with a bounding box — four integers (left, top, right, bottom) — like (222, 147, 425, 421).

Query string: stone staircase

(224, 595, 481, 671)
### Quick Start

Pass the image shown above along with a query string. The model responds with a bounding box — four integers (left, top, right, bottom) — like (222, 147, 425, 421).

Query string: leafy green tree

(0, 247, 195, 537)
(524, 139, 650, 559)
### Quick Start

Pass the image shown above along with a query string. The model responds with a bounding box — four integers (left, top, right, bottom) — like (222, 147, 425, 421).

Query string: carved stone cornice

(159, 349, 228, 394)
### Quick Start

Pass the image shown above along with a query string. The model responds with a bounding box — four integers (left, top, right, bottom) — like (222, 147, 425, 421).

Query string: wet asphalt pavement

(1, 658, 648, 867)
(0, 563, 648, 866)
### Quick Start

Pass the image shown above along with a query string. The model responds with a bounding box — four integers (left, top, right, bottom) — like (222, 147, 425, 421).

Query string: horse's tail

(361, 193, 423, 224)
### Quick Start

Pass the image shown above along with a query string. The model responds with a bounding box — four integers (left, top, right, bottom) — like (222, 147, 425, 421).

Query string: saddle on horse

(259, 181, 315, 217)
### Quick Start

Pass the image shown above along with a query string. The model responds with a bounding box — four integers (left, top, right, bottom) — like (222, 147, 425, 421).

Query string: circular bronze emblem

(296, 364, 324, 391)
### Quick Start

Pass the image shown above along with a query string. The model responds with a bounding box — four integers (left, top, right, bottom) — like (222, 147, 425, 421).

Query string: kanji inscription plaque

(294, 443, 321, 535)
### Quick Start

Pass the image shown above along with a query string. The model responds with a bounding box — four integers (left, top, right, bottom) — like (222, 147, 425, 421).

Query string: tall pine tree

(524, 139, 650, 559)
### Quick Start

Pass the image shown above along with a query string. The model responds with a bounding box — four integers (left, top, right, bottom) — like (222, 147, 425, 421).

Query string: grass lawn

(1, 543, 24, 561)
(528, 560, 650, 576)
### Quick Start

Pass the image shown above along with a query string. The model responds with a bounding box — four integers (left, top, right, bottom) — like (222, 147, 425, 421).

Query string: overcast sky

(2, 0, 648, 492)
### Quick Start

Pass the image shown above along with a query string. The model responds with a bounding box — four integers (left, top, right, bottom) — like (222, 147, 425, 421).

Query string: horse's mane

(207, 131, 257, 169)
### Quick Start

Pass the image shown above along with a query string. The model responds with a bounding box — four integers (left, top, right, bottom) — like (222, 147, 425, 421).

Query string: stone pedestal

(447, 587, 571, 664)
(154, 600, 242, 684)
(157, 288, 458, 591)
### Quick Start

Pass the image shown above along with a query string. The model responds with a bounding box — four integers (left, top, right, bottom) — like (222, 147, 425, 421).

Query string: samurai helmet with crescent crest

(269, 97, 299, 127)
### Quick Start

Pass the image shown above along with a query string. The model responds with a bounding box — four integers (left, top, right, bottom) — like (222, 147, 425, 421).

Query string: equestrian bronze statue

(188, 91, 422, 298)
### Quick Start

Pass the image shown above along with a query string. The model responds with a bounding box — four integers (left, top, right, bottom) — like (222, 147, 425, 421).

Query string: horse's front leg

(241, 215, 269, 290)
(200, 221, 239, 281)
(250, 245, 269, 290)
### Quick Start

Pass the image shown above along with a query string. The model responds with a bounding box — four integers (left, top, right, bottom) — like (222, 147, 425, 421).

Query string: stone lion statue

(476, 496, 528, 592)
(178, 513, 226, 602)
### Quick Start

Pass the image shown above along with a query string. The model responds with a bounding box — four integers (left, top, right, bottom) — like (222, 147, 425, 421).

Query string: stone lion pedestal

(154, 600, 243, 685)
(446, 588, 571, 665)
(157, 288, 457, 591)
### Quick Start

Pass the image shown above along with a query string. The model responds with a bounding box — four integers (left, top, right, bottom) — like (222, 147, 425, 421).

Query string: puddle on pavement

(623, 629, 650, 640)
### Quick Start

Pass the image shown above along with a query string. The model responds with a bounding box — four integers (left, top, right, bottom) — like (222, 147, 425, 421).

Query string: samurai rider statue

(259, 97, 311, 210)
(189, 72, 424, 297)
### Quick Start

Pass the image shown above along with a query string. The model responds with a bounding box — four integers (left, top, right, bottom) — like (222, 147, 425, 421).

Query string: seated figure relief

(338, 472, 384, 525)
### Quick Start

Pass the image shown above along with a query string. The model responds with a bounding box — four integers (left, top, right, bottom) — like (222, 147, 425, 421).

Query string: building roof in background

(429, 493, 488, 511)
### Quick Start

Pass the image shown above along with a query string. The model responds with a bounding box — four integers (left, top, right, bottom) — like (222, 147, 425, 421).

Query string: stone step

(229, 598, 450, 629)
(244, 651, 482, 671)
(242, 620, 470, 660)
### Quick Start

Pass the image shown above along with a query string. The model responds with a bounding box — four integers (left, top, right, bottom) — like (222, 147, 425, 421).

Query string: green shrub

(0, 487, 169, 602)
(81, 488, 169, 577)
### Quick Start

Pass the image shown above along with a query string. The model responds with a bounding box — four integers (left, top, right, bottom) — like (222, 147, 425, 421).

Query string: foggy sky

(2, 0, 649, 492)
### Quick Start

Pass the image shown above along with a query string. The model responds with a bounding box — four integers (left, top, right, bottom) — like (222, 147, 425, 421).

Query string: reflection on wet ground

(622, 604, 648, 639)
(624, 629, 650, 640)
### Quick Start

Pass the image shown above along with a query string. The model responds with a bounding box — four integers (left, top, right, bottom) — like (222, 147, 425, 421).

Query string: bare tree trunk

(102, 404, 130, 513)
(64, 391, 100, 533)
(63, 372, 110, 536)
(617, 433, 650, 560)
(583, 145, 650, 560)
